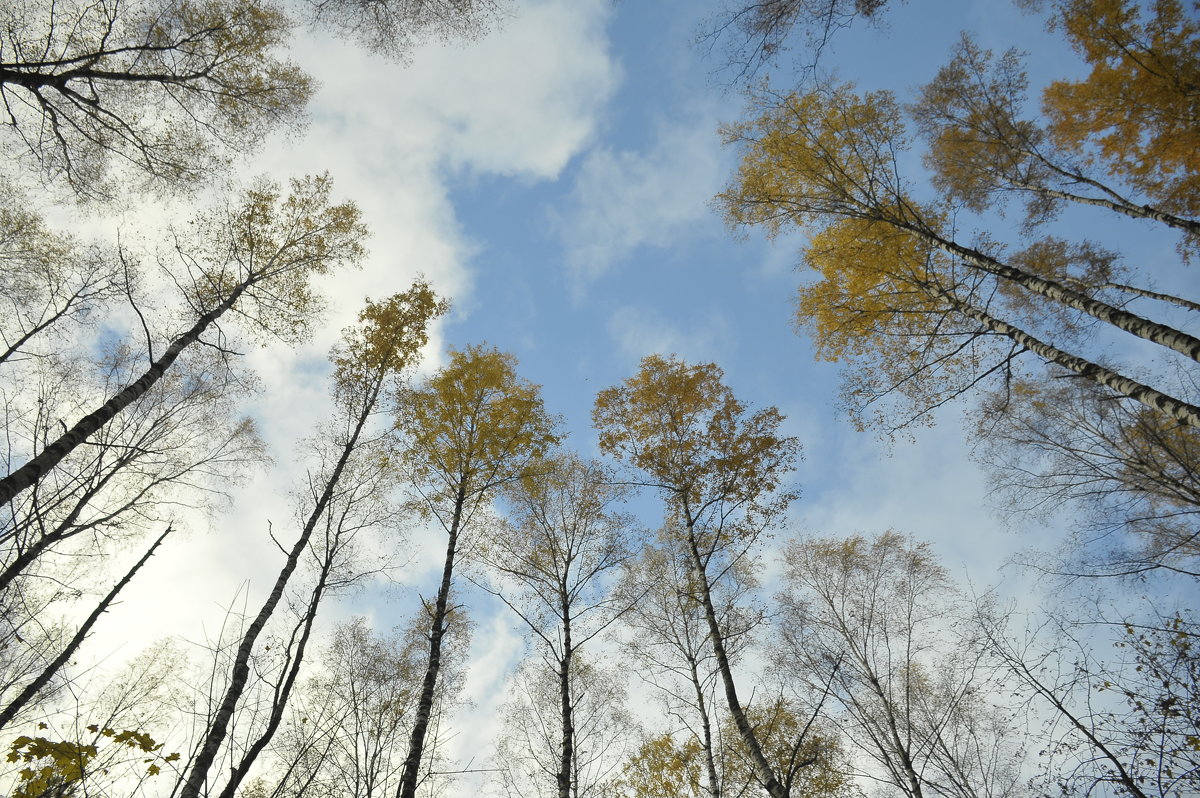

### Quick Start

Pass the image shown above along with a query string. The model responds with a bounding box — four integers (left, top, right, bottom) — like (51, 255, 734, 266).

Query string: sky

(52, 0, 1197, 793)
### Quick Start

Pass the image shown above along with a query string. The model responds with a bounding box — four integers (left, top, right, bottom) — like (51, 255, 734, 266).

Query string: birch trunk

(216, 552, 334, 798)
(936, 288, 1200, 428)
(688, 655, 722, 798)
(683, 512, 787, 798)
(557, 612, 574, 798)
(0, 280, 251, 505)
(904, 222, 1200, 364)
(396, 486, 466, 798)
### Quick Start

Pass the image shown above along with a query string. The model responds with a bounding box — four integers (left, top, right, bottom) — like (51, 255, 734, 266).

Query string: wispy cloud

(607, 304, 732, 364)
(555, 106, 728, 290)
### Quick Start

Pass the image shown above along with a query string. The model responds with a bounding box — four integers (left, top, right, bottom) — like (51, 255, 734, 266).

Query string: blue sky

(82, 0, 1197, 790)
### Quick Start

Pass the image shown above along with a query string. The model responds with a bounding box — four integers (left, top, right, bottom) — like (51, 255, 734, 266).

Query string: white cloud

(451, 610, 524, 792)
(790, 412, 1047, 589)
(556, 106, 728, 287)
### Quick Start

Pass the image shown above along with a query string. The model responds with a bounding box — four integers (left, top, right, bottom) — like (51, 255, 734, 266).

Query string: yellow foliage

(616, 734, 707, 798)
(724, 700, 861, 798)
(1043, 0, 1200, 213)
(331, 280, 449, 401)
(719, 84, 911, 234)
(186, 173, 368, 345)
(397, 344, 559, 501)
(7, 727, 177, 798)
(797, 217, 947, 362)
(592, 354, 799, 513)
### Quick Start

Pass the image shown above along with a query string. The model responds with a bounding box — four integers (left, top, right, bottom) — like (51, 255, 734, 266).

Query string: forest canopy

(1, 1, 1196, 798)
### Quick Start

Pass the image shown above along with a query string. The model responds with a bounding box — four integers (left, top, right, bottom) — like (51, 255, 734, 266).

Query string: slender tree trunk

(1013, 176, 1200, 237)
(1104, 281, 1200, 313)
(0, 279, 252, 505)
(682, 513, 786, 798)
(860, 669, 924, 798)
(0, 291, 87, 366)
(558, 594, 574, 798)
(935, 287, 1200, 428)
(0, 473, 116, 587)
(397, 486, 467, 798)
(687, 654, 722, 798)
(179, 375, 381, 798)
(0, 525, 171, 729)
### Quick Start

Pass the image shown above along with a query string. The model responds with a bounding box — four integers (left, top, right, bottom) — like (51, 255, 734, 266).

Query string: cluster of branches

(0, 0, 508, 201)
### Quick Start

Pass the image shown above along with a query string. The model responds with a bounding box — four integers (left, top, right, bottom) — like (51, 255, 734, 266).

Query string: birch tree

(593, 354, 803, 798)
(393, 344, 558, 798)
(481, 453, 636, 798)
(0, 0, 311, 200)
(618, 537, 763, 798)
(494, 658, 636, 798)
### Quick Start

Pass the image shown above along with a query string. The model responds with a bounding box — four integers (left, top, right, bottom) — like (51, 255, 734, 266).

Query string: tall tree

(0, 173, 368, 507)
(393, 344, 558, 798)
(481, 453, 636, 798)
(593, 354, 802, 798)
(618, 537, 764, 798)
(494, 657, 636, 798)
(178, 283, 446, 798)
(1042, 0, 1200, 218)
(913, 33, 1200, 244)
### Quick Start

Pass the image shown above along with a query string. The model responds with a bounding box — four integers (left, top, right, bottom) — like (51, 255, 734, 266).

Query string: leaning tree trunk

(682, 508, 787, 798)
(217, 549, 335, 798)
(933, 286, 1200, 428)
(903, 222, 1200, 364)
(0, 279, 253, 505)
(0, 526, 171, 729)
(396, 485, 467, 798)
